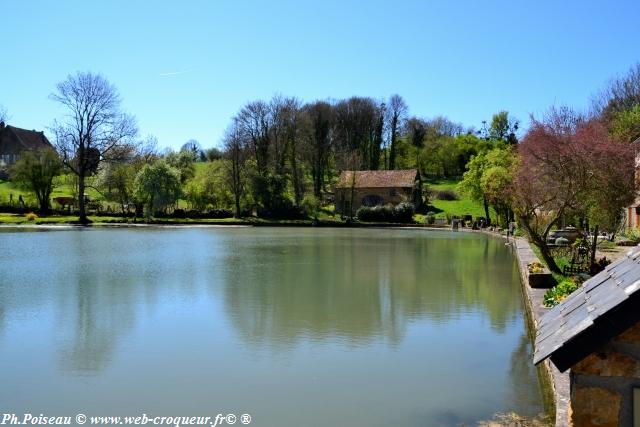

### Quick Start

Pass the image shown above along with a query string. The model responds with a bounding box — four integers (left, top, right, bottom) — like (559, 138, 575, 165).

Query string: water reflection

(221, 229, 521, 349)
(0, 227, 545, 424)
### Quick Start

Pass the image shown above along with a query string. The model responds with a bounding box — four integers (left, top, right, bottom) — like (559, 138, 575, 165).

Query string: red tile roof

(336, 169, 418, 188)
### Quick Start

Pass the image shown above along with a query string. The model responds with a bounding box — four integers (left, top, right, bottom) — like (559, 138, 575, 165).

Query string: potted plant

(527, 261, 554, 288)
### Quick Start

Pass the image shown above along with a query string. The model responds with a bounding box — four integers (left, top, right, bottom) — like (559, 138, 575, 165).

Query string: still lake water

(0, 227, 545, 426)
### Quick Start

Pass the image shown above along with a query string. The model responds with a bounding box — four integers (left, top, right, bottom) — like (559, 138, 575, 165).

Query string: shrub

(356, 205, 394, 222)
(435, 189, 459, 200)
(356, 202, 414, 223)
(543, 279, 579, 307)
(301, 195, 320, 219)
(204, 208, 233, 219)
(25, 212, 38, 221)
(393, 202, 415, 222)
(257, 198, 303, 219)
(425, 212, 435, 225)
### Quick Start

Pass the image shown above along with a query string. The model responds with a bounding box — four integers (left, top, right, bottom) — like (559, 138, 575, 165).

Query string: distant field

(0, 176, 106, 208)
(424, 177, 495, 219)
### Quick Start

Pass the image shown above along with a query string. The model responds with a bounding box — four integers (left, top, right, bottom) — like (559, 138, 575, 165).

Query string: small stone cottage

(334, 169, 422, 215)
(534, 248, 640, 426)
(0, 121, 54, 166)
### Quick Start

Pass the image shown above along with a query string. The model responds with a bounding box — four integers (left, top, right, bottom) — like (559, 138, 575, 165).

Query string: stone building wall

(0, 128, 24, 165)
(570, 319, 640, 426)
(335, 187, 412, 214)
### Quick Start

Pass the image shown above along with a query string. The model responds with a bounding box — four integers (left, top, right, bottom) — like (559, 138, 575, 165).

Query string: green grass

(0, 213, 127, 225)
(0, 213, 257, 225)
(0, 176, 104, 208)
(425, 177, 460, 192)
(423, 177, 496, 220)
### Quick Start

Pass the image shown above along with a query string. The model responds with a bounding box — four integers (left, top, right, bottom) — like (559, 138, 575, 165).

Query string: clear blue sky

(1, 0, 639, 150)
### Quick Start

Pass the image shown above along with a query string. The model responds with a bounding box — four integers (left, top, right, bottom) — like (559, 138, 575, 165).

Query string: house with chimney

(0, 121, 54, 168)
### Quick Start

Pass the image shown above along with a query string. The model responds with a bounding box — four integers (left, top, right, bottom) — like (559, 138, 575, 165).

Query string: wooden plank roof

(534, 247, 640, 372)
(336, 169, 418, 189)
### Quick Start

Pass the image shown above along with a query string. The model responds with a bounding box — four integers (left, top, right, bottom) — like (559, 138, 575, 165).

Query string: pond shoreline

(480, 230, 570, 427)
(0, 221, 561, 423)
(0, 218, 453, 230)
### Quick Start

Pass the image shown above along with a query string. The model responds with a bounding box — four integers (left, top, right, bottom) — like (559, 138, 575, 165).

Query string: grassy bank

(0, 212, 449, 228)
(424, 178, 496, 220)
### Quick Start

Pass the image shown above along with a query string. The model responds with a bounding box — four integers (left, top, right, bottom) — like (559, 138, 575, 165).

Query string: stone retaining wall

(476, 232, 571, 426)
(511, 236, 570, 427)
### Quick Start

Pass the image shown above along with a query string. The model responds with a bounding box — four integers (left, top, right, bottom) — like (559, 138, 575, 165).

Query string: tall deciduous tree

(51, 72, 137, 223)
(181, 139, 203, 160)
(387, 95, 407, 170)
(333, 97, 382, 170)
(593, 62, 640, 118)
(223, 120, 246, 218)
(512, 107, 635, 272)
(609, 105, 640, 143)
(11, 149, 62, 213)
(133, 160, 182, 216)
(489, 111, 519, 144)
(406, 117, 426, 167)
(302, 101, 333, 198)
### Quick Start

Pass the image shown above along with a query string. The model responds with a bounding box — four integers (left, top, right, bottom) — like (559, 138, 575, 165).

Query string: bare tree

(181, 139, 203, 160)
(387, 94, 407, 170)
(51, 72, 137, 223)
(277, 97, 304, 206)
(0, 105, 8, 123)
(236, 100, 272, 177)
(425, 116, 464, 139)
(301, 101, 333, 198)
(592, 62, 640, 118)
(406, 117, 426, 167)
(223, 120, 246, 218)
(333, 97, 380, 170)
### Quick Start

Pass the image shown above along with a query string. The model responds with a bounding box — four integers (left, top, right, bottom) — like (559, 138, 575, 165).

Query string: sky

(1, 0, 639, 150)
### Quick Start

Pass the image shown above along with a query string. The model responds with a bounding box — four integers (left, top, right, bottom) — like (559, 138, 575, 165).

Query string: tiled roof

(336, 169, 418, 188)
(6, 125, 53, 150)
(534, 247, 640, 370)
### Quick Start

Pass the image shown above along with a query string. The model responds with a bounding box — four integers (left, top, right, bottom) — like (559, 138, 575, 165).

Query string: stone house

(534, 248, 640, 426)
(0, 121, 54, 167)
(334, 169, 422, 215)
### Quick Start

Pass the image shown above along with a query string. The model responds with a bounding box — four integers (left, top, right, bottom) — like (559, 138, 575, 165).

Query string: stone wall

(511, 236, 570, 426)
(570, 319, 640, 426)
(335, 187, 412, 214)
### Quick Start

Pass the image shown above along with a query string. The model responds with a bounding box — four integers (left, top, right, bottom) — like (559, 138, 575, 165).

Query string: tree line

(6, 62, 639, 258)
(455, 64, 640, 273)
(6, 71, 510, 221)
